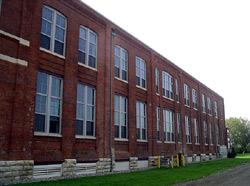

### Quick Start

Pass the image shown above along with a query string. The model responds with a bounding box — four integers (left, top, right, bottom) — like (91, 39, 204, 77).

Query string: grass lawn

(14, 153, 250, 186)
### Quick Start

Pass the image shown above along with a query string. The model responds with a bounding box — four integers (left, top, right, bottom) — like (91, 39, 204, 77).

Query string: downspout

(110, 28, 115, 172)
(212, 94, 218, 157)
(178, 72, 185, 155)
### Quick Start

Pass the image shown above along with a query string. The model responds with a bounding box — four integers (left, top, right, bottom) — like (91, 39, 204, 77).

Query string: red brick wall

(0, 0, 226, 162)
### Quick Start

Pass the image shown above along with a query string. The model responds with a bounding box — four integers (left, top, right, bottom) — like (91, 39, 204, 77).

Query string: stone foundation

(62, 159, 76, 176)
(148, 156, 158, 167)
(129, 157, 138, 170)
(96, 158, 115, 173)
(0, 160, 33, 182)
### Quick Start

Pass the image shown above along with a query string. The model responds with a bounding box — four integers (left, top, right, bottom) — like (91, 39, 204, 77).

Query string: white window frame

(78, 26, 98, 69)
(207, 97, 212, 115)
(176, 79, 179, 102)
(202, 94, 206, 113)
(203, 121, 208, 144)
(177, 113, 181, 142)
(136, 57, 146, 89)
(162, 71, 174, 100)
(185, 115, 191, 143)
(40, 6, 67, 56)
(214, 101, 218, 118)
(76, 84, 96, 137)
(156, 107, 161, 141)
(35, 72, 63, 135)
(115, 46, 128, 81)
(136, 101, 147, 141)
(155, 68, 159, 94)
(194, 118, 199, 144)
(209, 122, 213, 145)
(163, 109, 175, 142)
(114, 95, 127, 139)
(184, 84, 190, 106)
(192, 89, 198, 110)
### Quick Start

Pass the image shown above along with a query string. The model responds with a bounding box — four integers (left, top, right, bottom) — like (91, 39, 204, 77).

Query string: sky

(81, 0, 250, 120)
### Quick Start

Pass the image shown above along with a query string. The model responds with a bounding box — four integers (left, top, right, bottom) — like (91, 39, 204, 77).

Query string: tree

(226, 117, 250, 153)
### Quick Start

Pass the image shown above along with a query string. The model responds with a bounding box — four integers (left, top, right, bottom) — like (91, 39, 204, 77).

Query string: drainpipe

(110, 28, 115, 172)
(178, 72, 185, 155)
(212, 94, 218, 157)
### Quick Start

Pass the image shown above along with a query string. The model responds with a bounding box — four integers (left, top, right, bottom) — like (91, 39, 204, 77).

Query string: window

(76, 84, 95, 137)
(136, 57, 146, 88)
(35, 72, 62, 134)
(177, 113, 181, 142)
(136, 101, 147, 140)
(163, 109, 175, 142)
(114, 95, 127, 139)
(207, 97, 212, 115)
(192, 89, 198, 109)
(40, 6, 66, 56)
(115, 46, 128, 81)
(176, 79, 179, 102)
(194, 118, 199, 144)
(162, 71, 174, 99)
(78, 26, 97, 68)
(202, 94, 206, 113)
(209, 122, 213, 145)
(155, 68, 159, 94)
(185, 115, 191, 143)
(156, 107, 161, 141)
(216, 124, 220, 145)
(203, 121, 208, 144)
(184, 84, 190, 106)
(214, 101, 218, 118)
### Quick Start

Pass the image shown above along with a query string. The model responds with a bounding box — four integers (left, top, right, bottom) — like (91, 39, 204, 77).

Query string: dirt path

(174, 162, 250, 186)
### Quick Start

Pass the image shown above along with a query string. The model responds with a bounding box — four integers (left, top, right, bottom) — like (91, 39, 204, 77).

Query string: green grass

(14, 153, 250, 186)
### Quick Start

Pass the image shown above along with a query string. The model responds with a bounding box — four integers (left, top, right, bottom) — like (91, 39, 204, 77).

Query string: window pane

(78, 51, 86, 64)
(142, 129, 146, 140)
(89, 43, 96, 56)
(77, 84, 84, 103)
(115, 125, 119, 138)
(114, 96, 119, 110)
(137, 128, 140, 139)
(86, 106, 94, 121)
(35, 95, 46, 113)
(50, 98, 60, 116)
(115, 46, 120, 56)
(51, 77, 61, 97)
(35, 114, 45, 132)
(76, 120, 83, 135)
(121, 113, 126, 126)
(121, 97, 126, 112)
(115, 111, 119, 124)
(37, 73, 48, 94)
(49, 116, 60, 133)
(80, 27, 87, 39)
(86, 121, 94, 136)
(115, 67, 120, 78)
(76, 103, 84, 119)
(54, 40, 64, 55)
(55, 26, 64, 42)
(121, 126, 126, 138)
(136, 66, 140, 77)
(89, 32, 97, 44)
(56, 14, 65, 28)
(41, 20, 52, 36)
(115, 56, 120, 67)
(87, 87, 94, 105)
(42, 7, 52, 21)
(79, 38, 86, 52)
(122, 70, 127, 81)
(88, 55, 96, 68)
(40, 34, 50, 50)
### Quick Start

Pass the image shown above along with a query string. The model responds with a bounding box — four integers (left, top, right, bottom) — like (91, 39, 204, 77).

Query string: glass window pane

(40, 34, 50, 50)
(51, 77, 61, 97)
(34, 114, 45, 132)
(79, 38, 86, 52)
(87, 87, 94, 105)
(77, 84, 84, 103)
(42, 7, 52, 21)
(115, 56, 120, 67)
(50, 98, 60, 116)
(89, 32, 97, 44)
(37, 73, 47, 94)
(115, 125, 119, 138)
(115, 46, 120, 56)
(78, 51, 86, 64)
(86, 121, 94, 136)
(76, 103, 84, 119)
(121, 113, 126, 126)
(115, 111, 119, 124)
(56, 14, 65, 28)
(41, 20, 52, 36)
(114, 96, 119, 110)
(89, 43, 96, 56)
(35, 95, 46, 113)
(55, 26, 64, 42)
(136, 67, 140, 77)
(86, 106, 94, 121)
(80, 27, 87, 39)
(49, 116, 60, 133)
(121, 126, 126, 138)
(88, 55, 96, 68)
(54, 40, 64, 55)
(76, 120, 83, 135)
(121, 97, 126, 112)
(136, 58, 140, 67)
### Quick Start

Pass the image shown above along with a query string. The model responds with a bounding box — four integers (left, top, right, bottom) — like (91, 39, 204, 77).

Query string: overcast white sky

(81, 0, 250, 120)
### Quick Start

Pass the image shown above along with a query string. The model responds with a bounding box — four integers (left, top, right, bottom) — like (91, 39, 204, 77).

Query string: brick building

(0, 0, 227, 180)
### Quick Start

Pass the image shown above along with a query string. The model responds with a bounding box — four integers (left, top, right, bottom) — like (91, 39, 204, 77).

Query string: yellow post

(171, 155, 173, 169)
(158, 155, 160, 168)
(182, 155, 185, 167)
(177, 155, 179, 167)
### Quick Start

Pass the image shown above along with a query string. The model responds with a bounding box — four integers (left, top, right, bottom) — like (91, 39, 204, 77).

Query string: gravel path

(173, 162, 250, 186)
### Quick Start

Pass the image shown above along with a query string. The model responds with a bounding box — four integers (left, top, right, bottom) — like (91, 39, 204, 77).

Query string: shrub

(227, 147, 237, 158)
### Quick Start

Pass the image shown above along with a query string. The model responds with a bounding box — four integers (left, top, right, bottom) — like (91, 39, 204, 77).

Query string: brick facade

(0, 0, 227, 166)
